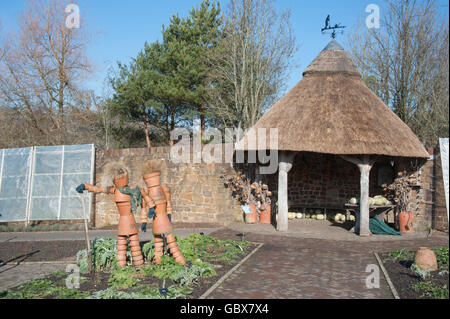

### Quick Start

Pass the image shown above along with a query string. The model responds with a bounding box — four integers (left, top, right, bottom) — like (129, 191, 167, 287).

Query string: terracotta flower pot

(114, 190, 132, 203)
(259, 205, 271, 224)
(152, 203, 172, 235)
(143, 172, 161, 188)
(113, 173, 129, 188)
(149, 185, 166, 203)
(398, 211, 414, 233)
(246, 204, 258, 224)
(414, 247, 438, 271)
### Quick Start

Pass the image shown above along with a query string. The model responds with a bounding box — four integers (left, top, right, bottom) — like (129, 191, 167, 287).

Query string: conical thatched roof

(236, 40, 429, 158)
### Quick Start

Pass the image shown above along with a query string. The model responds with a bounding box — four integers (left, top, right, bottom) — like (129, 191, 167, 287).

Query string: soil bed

(1, 236, 258, 299)
(381, 248, 449, 299)
(0, 240, 85, 264)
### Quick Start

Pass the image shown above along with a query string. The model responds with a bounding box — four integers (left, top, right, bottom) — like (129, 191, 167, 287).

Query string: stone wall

(433, 148, 448, 232)
(92, 147, 243, 228)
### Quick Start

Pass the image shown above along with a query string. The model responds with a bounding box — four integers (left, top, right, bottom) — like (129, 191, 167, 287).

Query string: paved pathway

(0, 262, 70, 291)
(205, 228, 449, 299)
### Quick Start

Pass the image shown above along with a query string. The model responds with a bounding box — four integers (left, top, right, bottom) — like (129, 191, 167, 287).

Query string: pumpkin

(316, 214, 325, 220)
(349, 197, 358, 205)
(296, 213, 303, 219)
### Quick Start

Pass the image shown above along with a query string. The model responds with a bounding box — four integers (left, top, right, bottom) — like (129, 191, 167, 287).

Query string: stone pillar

(358, 159, 372, 236)
(277, 152, 295, 232)
(341, 155, 375, 237)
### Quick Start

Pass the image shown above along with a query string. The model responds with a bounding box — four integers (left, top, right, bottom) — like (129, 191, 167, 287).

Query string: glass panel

(63, 152, 91, 173)
(62, 174, 90, 197)
(0, 199, 27, 222)
(60, 196, 90, 220)
(34, 152, 62, 174)
(64, 144, 92, 151)
(3, 153, 30, 177)
(32, 175, 60, 197)
(35, 145, 63, 152)
(0, 176, 28, 198)
(30, 197, 60, 220)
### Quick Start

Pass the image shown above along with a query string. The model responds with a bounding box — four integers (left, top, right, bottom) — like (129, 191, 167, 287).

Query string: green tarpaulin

(369, 217, 402, 236)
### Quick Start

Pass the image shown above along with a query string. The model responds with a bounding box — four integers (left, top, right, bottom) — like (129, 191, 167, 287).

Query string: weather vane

(321, 15, 346, 39)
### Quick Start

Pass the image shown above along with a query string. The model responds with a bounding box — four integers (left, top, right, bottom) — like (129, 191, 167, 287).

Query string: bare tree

(206, 0, 297, 136)
(0, 0, 94, 146)
(347, 0, 449, 148)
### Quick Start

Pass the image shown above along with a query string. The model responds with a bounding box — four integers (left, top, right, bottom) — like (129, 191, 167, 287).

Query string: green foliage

(108, 267, 140, 290)
(76, 237, 129, 274)
(0, 279, 89, 299)
(385, 249, 414, 261)
(411, 281, 449, 299)
(109, 0, 223, 146)
(411, 263, 431, 279)
(433, 247, 449, 270)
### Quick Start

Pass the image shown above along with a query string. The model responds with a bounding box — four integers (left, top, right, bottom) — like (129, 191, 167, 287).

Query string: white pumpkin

(316, 214, 325, 220)
(349, 215, 356, 222)
(349, 197, 358, 205)
(340, 215, 347, 222)
(311, 214, 317, 219)
(296, 213, 303, 219)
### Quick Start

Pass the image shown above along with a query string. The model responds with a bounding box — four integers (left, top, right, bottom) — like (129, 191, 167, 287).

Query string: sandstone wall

(92, 146, 243, 228)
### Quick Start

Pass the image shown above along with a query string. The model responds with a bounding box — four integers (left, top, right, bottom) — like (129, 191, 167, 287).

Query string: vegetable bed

(381, 247, 449, 299)
(0, 234, 257, 299)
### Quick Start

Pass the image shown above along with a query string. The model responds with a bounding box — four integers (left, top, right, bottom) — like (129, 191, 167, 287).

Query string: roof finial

(321, 15, 346, 39)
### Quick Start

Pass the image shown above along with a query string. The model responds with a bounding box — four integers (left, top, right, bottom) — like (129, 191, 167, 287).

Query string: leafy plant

(411, 281, 449, 299)
(77, 237, 133, 273)
(108, 267, 140, 289)
(433, 247, 449, 270)
(385, 249, 414, 261)
(411, 263, 431, 279)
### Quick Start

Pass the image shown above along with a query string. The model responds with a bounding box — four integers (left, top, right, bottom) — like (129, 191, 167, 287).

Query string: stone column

(341, 155, 375, 237)
(277, 152, 295, 232)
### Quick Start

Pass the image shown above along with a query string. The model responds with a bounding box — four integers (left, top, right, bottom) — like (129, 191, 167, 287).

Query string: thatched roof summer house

(237, 40, 429, 236)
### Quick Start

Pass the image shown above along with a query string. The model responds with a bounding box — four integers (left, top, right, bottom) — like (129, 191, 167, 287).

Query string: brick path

(206, 228, 449, 299)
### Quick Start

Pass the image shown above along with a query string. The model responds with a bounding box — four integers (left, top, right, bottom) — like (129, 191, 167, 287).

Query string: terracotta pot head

(143, 171, 161, 187)
(113, 173, 129, 188)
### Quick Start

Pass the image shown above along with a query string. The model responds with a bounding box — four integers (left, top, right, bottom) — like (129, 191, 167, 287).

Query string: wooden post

(341, 155, 375, 237)
(277, 152, 295, 232)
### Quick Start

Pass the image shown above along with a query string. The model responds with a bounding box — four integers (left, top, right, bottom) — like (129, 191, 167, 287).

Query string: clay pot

(245, 204, 258, 224)
(414, 247, 438, 271)
(117, 213, 138, 236)
(113, 173, 129, 188)
(149, 185, 166, 203)
(143, 172, 161, 188)
(152, 203, 172, 235)
(398, 211, 414, 233)
(176, 256, 186, 265)
(116, 202, 132, 215)
(114, 190, 131, 203)
(259, 204, 271, 224)
(84, 183, 104, 193)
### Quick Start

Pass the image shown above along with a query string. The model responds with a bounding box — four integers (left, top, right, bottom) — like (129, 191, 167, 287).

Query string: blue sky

(1, 0, 448, 96)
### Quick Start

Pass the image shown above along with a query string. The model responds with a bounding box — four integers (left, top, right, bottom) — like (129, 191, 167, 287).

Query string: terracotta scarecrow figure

(76, 170, 144, 268)
(140, 171, 186, 265)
